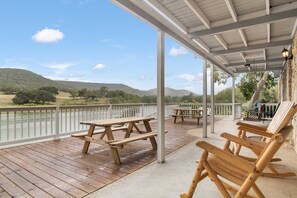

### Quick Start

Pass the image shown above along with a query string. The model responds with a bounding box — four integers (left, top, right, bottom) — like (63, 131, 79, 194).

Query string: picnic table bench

(172, 108, 203, 125)
(76, 117, 167, 165)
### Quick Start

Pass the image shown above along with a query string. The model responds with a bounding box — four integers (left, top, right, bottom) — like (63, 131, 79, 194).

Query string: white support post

(157, 30, 165, 163)
(232, 77, 235, 120)
(210, 64, 215, 134)
(54, 106, 60, 140)
(203, 57, 208, 138)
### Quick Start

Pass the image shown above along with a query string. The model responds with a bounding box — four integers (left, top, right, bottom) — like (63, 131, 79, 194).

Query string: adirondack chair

(180, 126, 293, 198)
(225, 101, 297, 178)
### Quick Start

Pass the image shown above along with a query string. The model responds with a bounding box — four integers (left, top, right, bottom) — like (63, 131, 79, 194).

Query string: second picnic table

(172, 107, 203, 125)
(76, 117, 158, 165)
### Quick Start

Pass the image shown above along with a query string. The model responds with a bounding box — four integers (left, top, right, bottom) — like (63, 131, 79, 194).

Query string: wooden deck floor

(0, 118, 199, 198)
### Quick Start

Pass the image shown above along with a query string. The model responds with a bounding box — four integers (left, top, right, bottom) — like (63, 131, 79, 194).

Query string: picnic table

(74, 117, 160, 165)
(172, 107, 203, 125)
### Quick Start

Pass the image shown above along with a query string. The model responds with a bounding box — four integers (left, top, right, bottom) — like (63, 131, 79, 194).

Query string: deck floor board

(0, 119, 198, 197)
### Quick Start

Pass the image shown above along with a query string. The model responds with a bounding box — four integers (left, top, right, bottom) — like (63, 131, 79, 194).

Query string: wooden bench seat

(71, 126, 128, 138)
(172, 114, 202, 125)
(108, 130, 168, 148)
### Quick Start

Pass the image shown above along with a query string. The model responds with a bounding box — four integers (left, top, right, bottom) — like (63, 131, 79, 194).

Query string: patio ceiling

(111, 0, 297, 76)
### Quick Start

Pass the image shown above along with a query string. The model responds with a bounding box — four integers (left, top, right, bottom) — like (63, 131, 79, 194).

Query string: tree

(99, 86, 108, 98)
(39, 86, 59, 95)
(78, 88, 88, 98)
(215, 88, 246, 103)
(237, 72, 277, 105)
(32, 90, 56, 104)
(69, 90, 78, 99)
(12, 91, 32, 104)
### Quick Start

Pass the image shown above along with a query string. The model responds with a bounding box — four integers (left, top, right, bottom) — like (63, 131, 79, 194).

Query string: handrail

(0, 103, 240, 147)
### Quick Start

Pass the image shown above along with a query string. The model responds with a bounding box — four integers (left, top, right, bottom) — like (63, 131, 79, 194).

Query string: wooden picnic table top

(173, 107, 203, 111)
(80, 117, 154, 127)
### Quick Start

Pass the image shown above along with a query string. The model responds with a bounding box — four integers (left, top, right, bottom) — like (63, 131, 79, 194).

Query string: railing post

(141, 104, 145, 117)
(54, 106, 60, 141)
(109, 104, 113, 119)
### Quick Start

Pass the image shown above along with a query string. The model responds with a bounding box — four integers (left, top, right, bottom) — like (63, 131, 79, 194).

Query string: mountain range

(0, 68, 193, 97)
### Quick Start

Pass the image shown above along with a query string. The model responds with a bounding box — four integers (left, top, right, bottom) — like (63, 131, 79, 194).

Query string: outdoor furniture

(78, 117, 162, 165)
(180, 126, 294, 198)
(172, 107, 203, 125)
(224, 101, 297, 178)
(243, 104, 266, 122)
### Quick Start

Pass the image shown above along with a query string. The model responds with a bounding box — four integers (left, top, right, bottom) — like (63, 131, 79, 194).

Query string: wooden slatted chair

(180, 126, 294, 198)
(224, 101, 297, 178)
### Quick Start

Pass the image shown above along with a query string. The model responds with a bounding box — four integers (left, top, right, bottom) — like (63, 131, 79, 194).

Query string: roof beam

(266, 0, 270, 43)
(184, 0, 228, 50)
(183, 0, 211, 29)
(239, 52, 246, 63)
(226, 57, 284, 67)
(145, 0, 210, 52)
(211, 39, 291, 55)
(214, 35, 228, 50)
(235, 66, 283, 73)
(224, 0, 248, 47)
(189, 8, 297, 38)
(291, 19, 297, 39)
(225, 0, 237, 22)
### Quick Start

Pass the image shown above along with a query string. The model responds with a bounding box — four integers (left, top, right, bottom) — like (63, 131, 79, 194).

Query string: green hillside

(57, 81, 193, 97)
(0, 68, 194, 97)
(57, 81, 146, 96)
(0, 68, 74, 92)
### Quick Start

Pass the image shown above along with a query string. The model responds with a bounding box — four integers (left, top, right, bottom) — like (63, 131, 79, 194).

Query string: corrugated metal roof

(113, 0, 297, 75)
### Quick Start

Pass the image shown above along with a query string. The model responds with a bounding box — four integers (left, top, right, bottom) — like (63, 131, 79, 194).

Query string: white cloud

(178, 73, 196, 81)
(48, 63, 72, 71)
(92, 64, 106, 70)
(32, 28, 64, 43)
(169, 46, 188, 57)
(0, 65, 27, 69)
(43, 75, 66, 81)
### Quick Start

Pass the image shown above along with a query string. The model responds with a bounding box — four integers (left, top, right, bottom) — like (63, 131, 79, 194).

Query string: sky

(0, 0, 232, 94)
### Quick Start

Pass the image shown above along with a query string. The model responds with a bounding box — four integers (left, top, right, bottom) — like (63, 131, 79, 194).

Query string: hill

(0, 68, 74, 92)
(57, 81, 193, 97)
(57, 81, 146, 96)
(0, 68, 194, 97)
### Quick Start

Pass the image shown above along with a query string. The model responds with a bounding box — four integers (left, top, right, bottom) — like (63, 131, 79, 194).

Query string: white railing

(255, 103, 279, 118)
(0, 104, 177, 147)
(0, 103, 240, 147)
(178, 103, 242, 118)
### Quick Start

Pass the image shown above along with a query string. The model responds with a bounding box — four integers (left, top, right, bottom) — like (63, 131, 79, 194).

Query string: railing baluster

(14, 111, 16, 140)
(7, 112, 9, 141)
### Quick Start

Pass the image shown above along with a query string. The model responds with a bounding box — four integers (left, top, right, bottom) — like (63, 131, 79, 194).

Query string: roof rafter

(189, 8, 297, 38)
(226, 57, 283, 67)
(183, 0, 210, 28)
(145, 0, 210, 52)
(211, 39, 291, 55)
(236, 66, 283, 73)
(266, 0, 270, 43)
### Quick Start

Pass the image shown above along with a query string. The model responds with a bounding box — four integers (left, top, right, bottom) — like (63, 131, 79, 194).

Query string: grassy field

(0, 92, 108, 107)
(0, 92, 107, 107)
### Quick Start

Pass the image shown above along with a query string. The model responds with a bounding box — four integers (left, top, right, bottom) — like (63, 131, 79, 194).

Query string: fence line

(0, 103, 239, 147)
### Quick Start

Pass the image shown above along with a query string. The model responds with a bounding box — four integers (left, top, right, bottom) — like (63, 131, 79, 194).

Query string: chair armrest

(236, 122, 267, 131)
(220, 133, 265, 153)
(196, 141, 255, 173)
(238, 126, 273, 138)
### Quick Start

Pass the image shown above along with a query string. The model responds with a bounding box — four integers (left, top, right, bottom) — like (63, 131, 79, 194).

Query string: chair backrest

(266, 101, 297, 134)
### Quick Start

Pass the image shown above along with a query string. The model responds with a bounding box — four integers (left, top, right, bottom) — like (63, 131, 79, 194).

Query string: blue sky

(0, 0, 231, 94)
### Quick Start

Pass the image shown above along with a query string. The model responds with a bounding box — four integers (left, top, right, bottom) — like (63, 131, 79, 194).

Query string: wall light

(281, 48, 293, 60)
